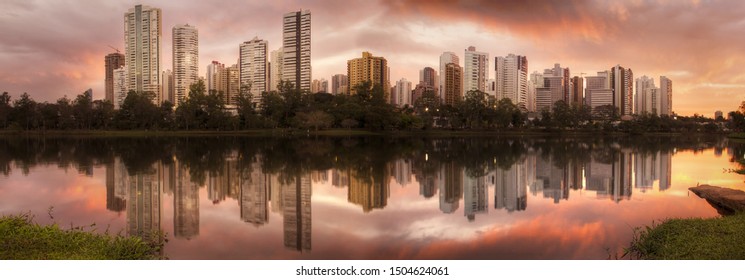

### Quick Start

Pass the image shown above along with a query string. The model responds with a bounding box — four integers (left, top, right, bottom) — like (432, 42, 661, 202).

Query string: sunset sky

(1, 0, 744, 117)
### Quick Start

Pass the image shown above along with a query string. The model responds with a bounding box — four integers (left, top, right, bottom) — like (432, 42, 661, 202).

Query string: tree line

(0, 81, 739, 132)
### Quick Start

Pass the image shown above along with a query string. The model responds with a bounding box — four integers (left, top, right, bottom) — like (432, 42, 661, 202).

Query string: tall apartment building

(331, 74, 348, 95)
(635, 76, 657, 115)
(282, 10, 311, 91)
(393, 78, 412, 107)
(239, 37, 269, 106)
(124, 5, 162, 104)
(311, 78, 328, 93)
(419, 67, 437, 88)
(172, 24, 198, 105)
(226, 64, 240, 105)
(347, 52, 390, 98)
(113, 66, 128, 109)
(162, 69, 174, 104)
(527, 71, 543, 112)
(269, 48, 283, 91)
(494, 54, 528, 110)
(585, 71, 613, 113)
(444, 62, 463, 106)
(611, 65, 634, 116)
(570, 76, 583, 107)
(543, 63, 570, 102)
(439, 52, 459, 102)
(463, 46, 488, 94)
(659, 76, 673, 116)
(206, 61, 225, 94)
(105, 52, 125, 104)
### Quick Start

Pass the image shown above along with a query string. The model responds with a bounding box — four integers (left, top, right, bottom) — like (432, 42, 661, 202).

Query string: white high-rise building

(394, 78, 412, 107)
(239, 37, 269, 106)
(269, 48, 283, 91)
(282, 10, 311, 91)
(113, 66, 128, 109)
(585, 71, 613, 113)
(635, 76, 656, 115)
(463, 46, 488, 95)
(124, 5, 162, 104)
(659, 76, 673, 116)
(172, 24, 198, 105)
(611, 65, 634, 116)
(206, 61, 225, 93)
(439, 52, 459, 102)
(527, 71, 543, 112)
(495, 54, 528, 110)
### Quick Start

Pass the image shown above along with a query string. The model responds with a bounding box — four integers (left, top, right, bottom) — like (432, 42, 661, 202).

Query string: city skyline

(1, 1, 744, 117)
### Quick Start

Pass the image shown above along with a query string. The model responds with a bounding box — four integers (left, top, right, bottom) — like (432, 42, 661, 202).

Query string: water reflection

(0, 135, 739, 259)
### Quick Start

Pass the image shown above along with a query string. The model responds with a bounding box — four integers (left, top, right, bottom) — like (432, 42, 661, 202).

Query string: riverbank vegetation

(0, 214, 163, 260)
(0, 81, 738, 134)
(625, 214, 745, 259)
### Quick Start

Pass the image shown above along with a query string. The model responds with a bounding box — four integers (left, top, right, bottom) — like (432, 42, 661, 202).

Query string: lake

(0, 135, 742, 259)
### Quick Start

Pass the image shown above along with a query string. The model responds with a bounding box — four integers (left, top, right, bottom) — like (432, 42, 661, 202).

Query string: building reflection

(347, 167, 390, 213)
(104, 155, 313, 252)
(586, 149, 633, 202)
(633, 151, 672, 192)
(439, 162, 462, 214)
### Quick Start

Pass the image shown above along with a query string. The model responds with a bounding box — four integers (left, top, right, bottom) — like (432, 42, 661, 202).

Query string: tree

(73, 90, 93, 129)
(295, 110, 333, 131)
(460, 90, 488, 129)
(0, 92, 10, 129)
(115, 91, 160, 129)
(11, 92, 39, 130)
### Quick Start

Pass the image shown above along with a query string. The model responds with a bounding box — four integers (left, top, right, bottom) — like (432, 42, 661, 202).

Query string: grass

(0, 213, 164, 260)
(625, 213, 745, 259)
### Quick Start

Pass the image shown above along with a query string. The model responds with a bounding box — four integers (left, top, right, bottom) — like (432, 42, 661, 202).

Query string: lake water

(0, 135, 742, 259)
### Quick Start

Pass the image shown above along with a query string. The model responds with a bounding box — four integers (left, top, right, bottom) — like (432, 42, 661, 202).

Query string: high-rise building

(105, 52, 125, 104)
(331, 74, 348, 95)
(659, 76, 673, 116)
(113, 66, 128, 109)
(206, 61, 225, 94)
(269, 48, 283, 91)
(125, 5, 162, 104)
(172, 24, 198, 106)
(393, 78, 412, 107)
(570, 76, 583, 107)
(444, 62, 463, 106)
(282, 10, 311, 92)
(347, 51, 390, 98)
(239, 37, 269, 107)
(226, 64, 240, 105)
(543, 63, 570, 101)
(419, 67, 437, 89)
(161, 70, 174, 104)
(585, 71, 613, 113)
(527, 71, 543, 112)
(635, 76, 656, 115)
(439, 52, 459, 102)
(494, 54, 528, 109)
(463, 46, 488, 94)
(310, 78, 328, 93)
(611, 65, 634, 116)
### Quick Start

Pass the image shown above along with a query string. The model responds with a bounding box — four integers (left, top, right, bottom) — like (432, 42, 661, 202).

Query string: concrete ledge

(689, 185, 745, 215)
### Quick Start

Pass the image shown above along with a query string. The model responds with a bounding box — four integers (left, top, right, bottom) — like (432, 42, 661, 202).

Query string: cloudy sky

(1, 0, 744, 116)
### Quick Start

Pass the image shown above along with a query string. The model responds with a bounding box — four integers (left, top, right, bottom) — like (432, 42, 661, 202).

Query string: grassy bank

(0, 214, 163, 260)
(626, 214, 745, 259)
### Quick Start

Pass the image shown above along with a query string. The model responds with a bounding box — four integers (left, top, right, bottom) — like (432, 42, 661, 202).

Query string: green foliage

(0, 214, 163, 260)
(625, 214, 745, 259)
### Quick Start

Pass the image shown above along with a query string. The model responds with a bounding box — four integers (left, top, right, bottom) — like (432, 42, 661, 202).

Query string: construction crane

(107, 45, 120, 53)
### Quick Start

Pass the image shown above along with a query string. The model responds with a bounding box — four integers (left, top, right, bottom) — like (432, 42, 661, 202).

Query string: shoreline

(0, 128, 724, 138)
